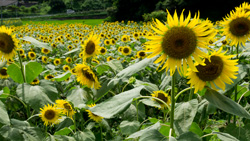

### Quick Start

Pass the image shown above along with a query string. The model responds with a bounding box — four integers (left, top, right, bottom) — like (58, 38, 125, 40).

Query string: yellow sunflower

(99, 47, 107, 55)
(235, 2, 250, 13)
(63, 65, 70, 71)
(54, 59, 61, 66)
(55, 99, 75, 119)
(28, 51, 36, 60)
(65, 57, 72, 63)
(39, 104, 62, 126)
(104, 39, 111, 45)
(0, 26, 19, 61)
(145, 10, 215, 76)
(0, 67, 9, 79)
(75, 63, 101, 89)
(20, 54, 26, 59)
(71, 68, 77, 75)
(51, 43, 57, 48)
(92, 59, 100, 64)
(122, 46, 132, 56)
(41, 48, 50, 54)
(151, 90, 171, 109)
(42, 56, 48, 63)
(67, 45, 73, 51)
(18, 49, 25, 55)
(107, 56, 114, 62)
(118, 46, 123, 53)
(187, 48, 238, 93)
(86, 104, 103, 122)
(221, 8, 250, 46)
(30, 78, 40, 85)
(81, 33, 101, 61)
(121, 35, 130, 42)
(137, 50, 147, 59)
(45, 74, 55, 80)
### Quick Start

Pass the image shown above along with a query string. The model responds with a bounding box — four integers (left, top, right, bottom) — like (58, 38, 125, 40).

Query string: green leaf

(133, 79, 159, 93)
(54, 127, 72, 136)
(95, 78, 119, 101)
(139, 129, 167, 141)
(63, 47, 80, 55)
(25, 62, 43, 83)
(140, 98, 161, 108)
(73, 130, 95, 141)
(177, 132, 202, 141)
(67, 86, 88, 108)
(213, 132, 239, 141)
(7, 63, 23, 83)
(0, 101, 10, 125)
(55, 118, 74, 131)
(120, 120, 140, 135)
(22, 36, 52, 51)
(107, 60, 123, 72)
(204, 88, 250, 119)
(189, 122, 203, 137)
(224, 123, 250, 141)
(90, 86, 143, 118)
(96, 64, 110, 75)
(52, 71, 71, 82)
(174, 99, 198, 136)
(3, 87, 10, 94)
(54, 135, 76, 141)
(127, 122, 161, 139)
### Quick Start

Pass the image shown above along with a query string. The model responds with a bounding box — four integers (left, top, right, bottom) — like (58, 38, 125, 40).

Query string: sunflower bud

(128, 77, 136, 84)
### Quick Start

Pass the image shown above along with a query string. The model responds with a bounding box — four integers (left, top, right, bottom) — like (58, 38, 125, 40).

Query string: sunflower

(187, 48, 238, 93)
(75, 63, 101, 89)
(99, 47, 107, 55)
(28, 51, 36, 60)
(66, 57, 72, 63)
(18, 49, 25, 55)
(235, 2, 250, 13)
(118, 46, 123, 53)
(221, 9, 250, 46)
(0, 26, 19, 61)
(92, 59, 100, 64)
(39, 104, 62, 126)
(42, 56, 48, 63)
(41, 48, 50, 54)
(30, 78, 40, 85)
(71, 68, 77, 75)
(20, 54, 26, 59)
(67, 45, 73, 51)
(45, 74, 55, 80)
(63, 65, 70, 71)
(145, 10, 215, 76)
(133, 32, 140, 39)
(137, 50, 147, 59)
(81, 33, 101, 61)
(51, 43, 57, 48)
(122, 46, 131, 56)
(121, 35, 129, 42)
(107, 56, 114, 62)
(104, 39, 110, 45)
(86, 104, 103, 122)
(55, 99, 75, 119)
(0, 67, 9, 79)
(54, 59, 61, 66)
(151, 90, 171, 109)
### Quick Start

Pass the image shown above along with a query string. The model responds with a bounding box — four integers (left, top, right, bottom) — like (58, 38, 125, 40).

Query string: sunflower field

(1, 2, 250, 141)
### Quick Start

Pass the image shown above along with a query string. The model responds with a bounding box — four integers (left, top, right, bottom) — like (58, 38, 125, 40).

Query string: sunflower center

(86, 41, 95, 55)
(83, 70, 95, 81)
(0, 33, 15, 54)
(139, 51, 146, 57)
(44, 49, 49, 53)
(123, 48, 129, 53)
(30, 53, 35, 57)
(44, 110, 56, 120)
(63, 103, 72, 111)
(196, 56, 223, 81)
(162, 27, 197, 59)
(229, 17, 250, 37)
(47, 75, 54, 79)
(33, 79, 38, 82)
(100, 48, 106, 53)
(157, 93, 168, 102)
(0, 68, 7, 75)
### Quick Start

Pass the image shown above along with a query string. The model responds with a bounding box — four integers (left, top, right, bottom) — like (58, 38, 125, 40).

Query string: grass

(21, 19, 104, 26)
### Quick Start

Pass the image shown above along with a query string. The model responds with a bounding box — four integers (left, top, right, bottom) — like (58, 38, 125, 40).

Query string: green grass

(21, 19, 103, 26)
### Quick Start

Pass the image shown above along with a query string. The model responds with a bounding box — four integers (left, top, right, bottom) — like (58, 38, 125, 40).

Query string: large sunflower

(55, 99, 75, 119)
(75, 63, 101, 89)
(81, 33, 101, 61)
(145, 10, 215, 76)
(0, 26, 19, 61)
(39, 104, 62, 126)
(0, 67, 9, 79)
(151, 90, 171, 109)
(122, 46, 132, 56)
(187, 48, 238, 93)
(221, 8, 250, 46)
(86, 104, 103, 122)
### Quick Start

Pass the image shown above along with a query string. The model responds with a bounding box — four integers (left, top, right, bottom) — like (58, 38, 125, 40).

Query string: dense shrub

(143, 10, 167, 22)
(48, 0, 66, 14)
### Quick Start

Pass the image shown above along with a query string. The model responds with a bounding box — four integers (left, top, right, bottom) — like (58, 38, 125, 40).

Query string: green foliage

(48, 0, 67, 14)
(143, 10, 167, 22)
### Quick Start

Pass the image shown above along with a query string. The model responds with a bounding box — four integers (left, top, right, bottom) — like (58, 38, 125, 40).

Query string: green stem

(122, 83, 129, 92)
(74, 115, 77, 133)
(100, 125, 103, 141)
(234, 45, 239, 124)
(189, 88, 194, 101)
(17, 51, 26, 83)
(134, 96, 170, 111)
(175, 87, 194, 100)
(170, 71, 176, 136)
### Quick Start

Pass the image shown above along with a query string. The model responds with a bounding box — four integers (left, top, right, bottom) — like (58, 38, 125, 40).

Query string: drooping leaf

(54, 125, 74, 136)
(22, 36, 52, 51)
(140, 98, 161, 108)
(52, 71, 71, 82)
(67, 86, 88, 108)
(64, 48, 80, 55)
(107, 60, 123, 72)
(73, 130, 96, 141)
(224, 123, 250, 141)
(25, 62, 43, 83)
(133, 79, 159, 93)
(174, 99, 198, 136)
(7, 63, 23, 83)
(189, 122, 203, 137)
(0, 101, 10, 125)
(139, 129, 167, 141)
(177, 132, 202, 141)
(120, 120, 140, 135)
(90, 86, 143, 118)
(205, 88, 250, 119)
(213, 132, 239, 141)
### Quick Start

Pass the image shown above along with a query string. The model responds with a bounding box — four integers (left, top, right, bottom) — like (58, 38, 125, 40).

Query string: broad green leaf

(174, 99, 198, 136)
(224, 123, 250, 141)
(120, 120, 140, 135)
(54, 135, 76, 141)
(159, 122, 170, 137)
(64, 47, 80, 55)
(73, 130, 95, 141)
(0, 101, 10, 125)
(177, 132, 202, 141)
(96, 64, 110, 75)
(67, 86, 88, 108)
(140, 98, 161, 108)
(46, 134, 56, 141)
(90, 86, 143, 118)
(127, 122, 161, 139)
(3, 87, 10, 94)
(7, 63, 23, 83)
(189, 122, 203, 137)
(139, 129, 167, 141)
(213, 132, 239, 141)
(52, 71, 71, 82)
(56, 118, 74, 131)
(107, 60, 123, 72)
(122, 103, 146, 121)
(54, 127, 73, 136)
(25, 62, 43, 83)
(22, 36, 52, 51)
(116, 56, 156, 79)
(204, 88, 250, 119)
(133, 79, 159, 93)
(160, 75, 171, 90)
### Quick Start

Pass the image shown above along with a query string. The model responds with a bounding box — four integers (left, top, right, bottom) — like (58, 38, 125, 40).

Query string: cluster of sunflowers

(0, 1, 250, 135)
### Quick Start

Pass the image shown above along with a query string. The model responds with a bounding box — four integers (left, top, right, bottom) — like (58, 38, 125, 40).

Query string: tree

(48, 0, 66, 14)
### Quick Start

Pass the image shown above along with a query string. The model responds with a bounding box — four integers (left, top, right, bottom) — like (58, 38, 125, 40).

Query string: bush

(48, 0, 66, 14)
(143, 10, 167, 22)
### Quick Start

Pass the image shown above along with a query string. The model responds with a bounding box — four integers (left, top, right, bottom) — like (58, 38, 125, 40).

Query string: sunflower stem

(136, 99, 139, 122)
(189, 88, 194, 101)
(233, 45, 239, 125)
(100, 124, 103, 141)
(74, 115, 77, 133)
(17, 51, 26, 83)
(170, 71, 176, 136)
